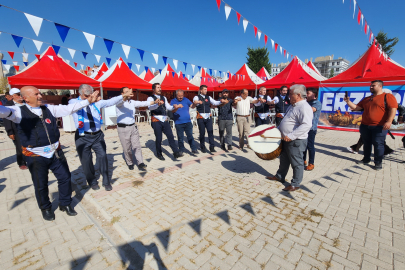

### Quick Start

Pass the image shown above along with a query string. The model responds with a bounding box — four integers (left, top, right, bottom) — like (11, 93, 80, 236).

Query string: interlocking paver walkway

(1, 122, 404, 269)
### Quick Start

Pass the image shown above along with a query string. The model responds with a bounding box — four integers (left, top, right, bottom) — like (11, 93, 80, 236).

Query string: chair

(232, 108, 237, 126)
(145, 110, 151, 125)
(190, 110, 197, 126)
(134, 109, 145, 123)
(211, 108, 218, 125)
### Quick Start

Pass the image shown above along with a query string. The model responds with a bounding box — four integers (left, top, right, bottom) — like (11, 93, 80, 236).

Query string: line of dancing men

(0, 83, 321, 221)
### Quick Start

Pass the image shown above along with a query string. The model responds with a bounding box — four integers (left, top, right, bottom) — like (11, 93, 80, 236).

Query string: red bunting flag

(264, 35, 268, 45)
(74, 62, 77, 68)
(35, 54, 40, 60)
(274, 43, 278, 53)
(216, 0, 221, 11)
(8, 52, 15, 59)
(236, 12, 241, 24)
(253, 26, 258, 37)
(364, 21, 367, 34)
(14, 65, 20, 72)
(284, 49, 286, 57)
(357, 9, 361, 24)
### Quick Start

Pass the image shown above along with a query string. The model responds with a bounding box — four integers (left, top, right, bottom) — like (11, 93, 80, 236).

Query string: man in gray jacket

(266, 84, 313, 192)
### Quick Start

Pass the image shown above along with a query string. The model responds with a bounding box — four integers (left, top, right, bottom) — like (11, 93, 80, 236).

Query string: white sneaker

(346, 146, 358, 154)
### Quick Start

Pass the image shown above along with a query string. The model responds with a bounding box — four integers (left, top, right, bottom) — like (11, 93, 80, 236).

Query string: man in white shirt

(266, 84, 313, 192)
(116, 87, 159, 171)
(0, 86, 99, 221)
(70, 84, 132, 192)
(253, 86, 273, 126)
(148, 83, 183, 160)
(193, 85, 224, 153)
(234, 89, 260, 151)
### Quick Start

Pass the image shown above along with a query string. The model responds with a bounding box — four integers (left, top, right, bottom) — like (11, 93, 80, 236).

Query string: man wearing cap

(3, 88, 27, 170)
(0, 86, 99, 221)
(217, 89, 234, 151)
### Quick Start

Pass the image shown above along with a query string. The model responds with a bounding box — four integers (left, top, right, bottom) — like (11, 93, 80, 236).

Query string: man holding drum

(266, 84, 313, 192)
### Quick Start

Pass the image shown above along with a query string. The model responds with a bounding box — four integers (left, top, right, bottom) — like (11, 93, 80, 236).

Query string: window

(332, 62, 335, 66)
(336, 68, 340, 72)
(336, 61, 340, 65)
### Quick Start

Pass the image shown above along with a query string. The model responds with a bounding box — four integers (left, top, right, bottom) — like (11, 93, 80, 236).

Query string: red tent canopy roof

(322, 44, 405, 86)
(149, 64, 199, 91)
(215, 64, 264, 91)
(260, 57, 325, 88)
(8, 46, 99, 89)
(256, 67, 271, 79)
(143, 69, 155, 82)
(93, 62, 109, 81)
(98, 57, 152, 90)
(307, 61, 322, 76)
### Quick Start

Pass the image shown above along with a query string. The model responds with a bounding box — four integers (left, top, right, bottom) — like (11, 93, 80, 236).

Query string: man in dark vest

(0, 86, 99, 221)
(217, 89, 234, 151)
(253, 86, 273, 126)
(193, 85, 225, 153)
(274, 85, 291, 127)
(147, 83, 183, 160)
(3, 88, 27, 170)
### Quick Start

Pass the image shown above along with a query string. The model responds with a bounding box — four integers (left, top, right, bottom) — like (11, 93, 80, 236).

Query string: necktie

(86, 106, 97, 131)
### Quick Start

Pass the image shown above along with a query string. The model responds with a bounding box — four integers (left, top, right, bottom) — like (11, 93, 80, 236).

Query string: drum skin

(248, 125, 282, 160)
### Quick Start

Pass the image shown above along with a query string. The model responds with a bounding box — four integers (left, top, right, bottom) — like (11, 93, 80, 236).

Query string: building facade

(312, 55, 350, 78)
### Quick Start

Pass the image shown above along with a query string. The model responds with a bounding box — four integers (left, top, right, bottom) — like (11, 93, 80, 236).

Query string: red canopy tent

(149, 64, 199, 91)
(215, 64, 265, 91)
(98, 57, 152, 90)
(139, 69, 155, 82)
(259, 57, 326, 89)
(189, 68, 220, 90)
(8, 46, 99, 89)
(91, 62, 109, 81)
(321, 44, 405, 87)
(256, 67, 271, 80)
(307, 61, 323, 76)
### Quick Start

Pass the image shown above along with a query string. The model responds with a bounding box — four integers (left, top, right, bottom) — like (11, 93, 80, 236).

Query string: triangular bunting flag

(172, 72, 175, 78)
(95, 55, 101, 63)
(11, 35, 23, 47)
(236, 12, 241, 24)
(182, 74, 185, 79)
(364, 21, 368, 34)
(8, 52, 15, 59)
(271, 39, 275, 49)
(145, 66, 149, 72)
(353, 0, 357, 18)
(162, 56, 168, 65)
(280, 46, 283, 55)
(274, 43, 278, 53)
(152, 53, 159, 64)
(3, 65, 10, 72)
(224, 4, 232, 20)
(183, 62, 187, 70)
(14, 65, 20, 72)
(117, 60, 122, 68)
(284, 49, 286, 57)
(68, 48, 76, 59)
(264, 35, 268, 45)
(24, 13, 43, 36)
(173, 59, 178, 69)
(52, 45, 60, 55)
(216, 0, 221, 11)
(137, 49, 145, 61)
(32, 40, 43, 52)
(187, 75, 190, 80)
(159, 69, 162, 74)
(214, 70, 217, 76)
(357, 9, 361, 24)
(35, 54, 40, 60)
(74, 62, 77, 68)
(287, 53, 289, 60)
(104, 39, 114, 54)
(209, 69, 212, 76)
(80, 64, 84, 70)
(23, 62, 28, 67)
(127, 62, 132, 70)
(253, 26, 258, 37)
(258, 31, 262, 41)
(83, 32, 95, 49)
(82, 51, 88, 59)
(198, 66, 201, 72)
(105, 57, 111, 66)
(136, 64, 140, 71)
(47, 56, 54, 61)
(22, 53, 29, 61)
(1, 60, 6, 64)
(54, 23, 70, 42)
(243, 19, 248, 33)
(13, 61, 18, 66)
(151, 67, 155, 74)
(122, 44, 130, 59)
(191, 64, 195, 73)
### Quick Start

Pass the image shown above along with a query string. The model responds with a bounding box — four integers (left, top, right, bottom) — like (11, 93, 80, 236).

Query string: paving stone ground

(0, 121, 404, 270)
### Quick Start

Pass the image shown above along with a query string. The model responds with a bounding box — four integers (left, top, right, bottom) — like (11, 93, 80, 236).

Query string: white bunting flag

(13, 61, 18, 65)
(66, 60, 70, 65)
(24, 13, 43, 36)
(173, 59, 178, 70)
(353, 0, 357, 18)
(135, 64, 140, 72)
(94, 55, 101, 63)
(151, 67, 156, 74)
(117, 60, 122, 68)
(258, 31, 262, 41)
(361, 14, 364, 25)
(22, 53, 29, 61)
(121, 44, 131, 59)
(152, 53, 159, 64)
(166, 71, 169, 76)
(187, 75, 190, 80)
(367, 25, 370, 35)
(287, 53, 289, 60)
(280, 46, 283, 55)
(224, 4, 232, 20)
(80, 64, 84, 70)
(243, 19, 249, 33)
(47, 56, 53, 61)
(214, 70, 217, 76)
(271, 39, 275, 49)
(204, 67, 207, 73)
(68, 48, 76, 59)
(191, 64, 195, 73)
(32, 40, 43, 52)
(83, 32, 96, 50)
(3, 65, 10, 72)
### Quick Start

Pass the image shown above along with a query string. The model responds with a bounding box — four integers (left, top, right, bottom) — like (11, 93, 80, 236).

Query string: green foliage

(329, 69, 335, 78)
(246, 46, 272, 74)
(374, 30, 399, 57)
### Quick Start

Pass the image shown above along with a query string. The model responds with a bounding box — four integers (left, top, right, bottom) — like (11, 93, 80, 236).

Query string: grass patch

(81, 225, 94, 231)
(309, 210, 324, 217)
(111, 216, 121, 224)
(132, 181, 143, 187)
(333, 238, 340, 248)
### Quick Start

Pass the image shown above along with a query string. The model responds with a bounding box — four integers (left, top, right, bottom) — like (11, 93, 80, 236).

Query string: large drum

(248, 125, 282, 160)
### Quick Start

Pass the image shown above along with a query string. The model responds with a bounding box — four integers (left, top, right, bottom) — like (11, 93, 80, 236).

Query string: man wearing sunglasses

(344, 80, 398, 170)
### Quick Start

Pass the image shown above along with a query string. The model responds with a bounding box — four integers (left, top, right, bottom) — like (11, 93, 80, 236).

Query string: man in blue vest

(193, 85, 225, 153)
(70, 84, 132, 192)
(274, 85, 291, 127)
(253, 86, 273, 126)
(0, 86, 99, 221)
(147, 83, 183, 161)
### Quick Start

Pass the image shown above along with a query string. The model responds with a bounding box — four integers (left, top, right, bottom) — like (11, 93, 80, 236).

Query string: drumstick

(248, 126, 276, 138)
(260, 135, 282, 139)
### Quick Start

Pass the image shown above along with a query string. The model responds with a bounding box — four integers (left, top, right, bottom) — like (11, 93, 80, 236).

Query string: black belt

(84, 130, 102, 135)
(117, 123, 135, 128)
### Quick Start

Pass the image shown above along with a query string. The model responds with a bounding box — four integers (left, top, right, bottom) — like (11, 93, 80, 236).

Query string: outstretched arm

(49, 91, 99, 118)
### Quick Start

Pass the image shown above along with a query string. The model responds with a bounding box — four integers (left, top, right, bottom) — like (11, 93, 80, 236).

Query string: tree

(374, 30, 399, 57)
(246, 46, 271, 74)
(329, 68, 335, 78)
(0, 77, 9, 94)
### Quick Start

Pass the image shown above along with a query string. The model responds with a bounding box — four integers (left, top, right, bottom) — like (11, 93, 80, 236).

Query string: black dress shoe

(356, 159, 371, 165)
(374, 163, 383, 170)
(128, 165, 134, 170)
(91, 184, 100, 190)
(173, 152, 184, 159)
(192, 150, 199, 154)
(157, 155, 165, 161)
(59, 205, 77, 216)
(201, 148, 207, 153)
(138, 163, 147, 170)
(41, 208, 55, 221)
(104, 185, 113, 191)
(220, 145, 226, 151)
(228, 145, 233, 150)
(210, 147, 216, 153)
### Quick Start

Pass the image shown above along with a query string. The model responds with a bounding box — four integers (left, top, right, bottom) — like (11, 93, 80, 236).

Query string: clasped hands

(281, 135, 291, 142)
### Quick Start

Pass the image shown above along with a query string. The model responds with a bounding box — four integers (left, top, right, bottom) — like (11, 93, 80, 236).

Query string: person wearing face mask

(3, 88, 27, 170)
(273, 85, 291, 127)
(253, 86, 273, 126)
(148, 83, 184, 161)
(193, 85, 225, 153)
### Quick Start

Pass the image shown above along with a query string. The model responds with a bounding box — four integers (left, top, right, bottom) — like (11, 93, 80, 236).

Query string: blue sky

(0, 0, 404, 77)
